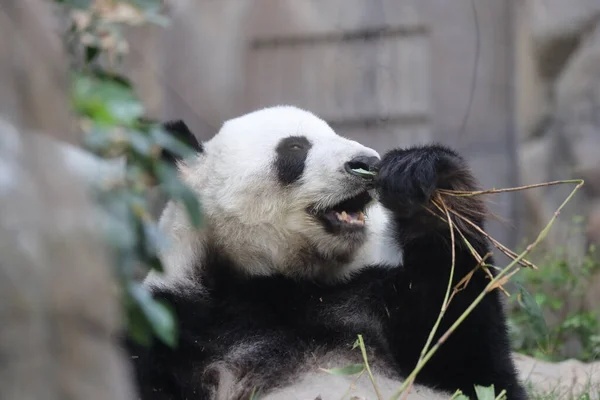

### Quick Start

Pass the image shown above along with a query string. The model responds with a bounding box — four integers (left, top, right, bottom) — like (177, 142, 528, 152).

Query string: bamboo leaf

(516, 283, 549, 340)
(474, 385, 496, 400)
(154, 163, 203, 227)
(127, 282, 178, 347)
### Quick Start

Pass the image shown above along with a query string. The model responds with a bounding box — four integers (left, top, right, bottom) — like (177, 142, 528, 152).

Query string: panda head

(149, 106, 399, 287)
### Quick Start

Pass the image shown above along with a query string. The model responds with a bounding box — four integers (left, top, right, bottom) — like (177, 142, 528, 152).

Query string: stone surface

(529, 0, 600, 80)
(518, 4, 600, 263)
(515, 353, 600, 398)
(516, 0, 600, 361)
(0, 1, 135, 398)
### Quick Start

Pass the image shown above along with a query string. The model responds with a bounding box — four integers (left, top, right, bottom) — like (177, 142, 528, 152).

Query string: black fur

(161, 120, 203, 164)
(126, 144, 527, 400)
(273, 136, 312, 185)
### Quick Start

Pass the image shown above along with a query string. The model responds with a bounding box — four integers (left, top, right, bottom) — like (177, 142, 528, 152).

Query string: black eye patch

(274, 136, 312, 185)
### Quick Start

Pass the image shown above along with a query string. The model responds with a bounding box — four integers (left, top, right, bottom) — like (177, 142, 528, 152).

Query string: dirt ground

(514, 353, 600, 399)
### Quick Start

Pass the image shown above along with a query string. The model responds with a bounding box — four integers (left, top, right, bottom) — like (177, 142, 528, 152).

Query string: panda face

(267, 112, 380, 236)
(163, 106, 388, 281)
(270, 131, 378, 230)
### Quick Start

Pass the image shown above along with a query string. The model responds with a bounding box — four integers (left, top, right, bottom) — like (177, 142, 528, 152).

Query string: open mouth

(311, 191, 373, 233)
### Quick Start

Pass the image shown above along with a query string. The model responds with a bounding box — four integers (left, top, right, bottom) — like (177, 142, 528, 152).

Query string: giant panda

(126, 106, 528, 400)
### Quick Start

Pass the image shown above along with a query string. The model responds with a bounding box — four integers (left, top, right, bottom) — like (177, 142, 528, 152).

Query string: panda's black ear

(161, 120, 203, 165)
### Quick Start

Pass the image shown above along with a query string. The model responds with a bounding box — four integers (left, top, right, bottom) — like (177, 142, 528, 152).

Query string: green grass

(508, 234, 600, 399)
(507, 242, 600, 363)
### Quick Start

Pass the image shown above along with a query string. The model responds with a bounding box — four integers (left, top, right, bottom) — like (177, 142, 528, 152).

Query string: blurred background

(1, 0, 599, 399)
(125, 0, 600, 356)
(125, 0, 600, 259)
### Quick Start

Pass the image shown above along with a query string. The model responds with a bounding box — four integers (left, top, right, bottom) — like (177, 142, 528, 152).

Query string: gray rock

(515, 353, 600, 399)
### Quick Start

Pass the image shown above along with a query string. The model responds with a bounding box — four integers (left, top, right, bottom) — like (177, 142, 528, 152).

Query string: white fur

(264, 356, 451, 400)
(263, 373, 451, 400)
(202, 349, 451, 400)
(145, 106, 401, 289)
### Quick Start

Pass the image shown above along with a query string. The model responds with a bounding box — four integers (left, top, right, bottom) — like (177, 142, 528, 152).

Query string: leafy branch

(56, 0, 202, 347)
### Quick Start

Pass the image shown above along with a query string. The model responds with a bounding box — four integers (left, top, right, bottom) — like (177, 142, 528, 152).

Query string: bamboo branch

(389, 179, 584, 400)
(357, 334, 383, 400)
(438, 180, 583, 197)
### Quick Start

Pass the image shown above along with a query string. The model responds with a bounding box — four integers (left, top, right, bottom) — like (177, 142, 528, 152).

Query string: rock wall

(515, 1, 600, 323)
(0, 0, 135, 398)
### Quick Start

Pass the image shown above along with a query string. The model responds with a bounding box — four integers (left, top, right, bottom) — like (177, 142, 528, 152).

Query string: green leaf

(142, 219, 162, 254)
(82, 125, 115, 153)
(89, 68, 133, 89)
(126, 0, 162, 8)
(125, 129, 155, 156)
(516, 284, 549, 341)
(126, 303, 153, 347)
(154, 163, 203, 228)
(141, 219, 168, 265)
(249, 387, 261, 400)
(449, 390, 470, 400)
(178, 188, 203, 228)
(143, 255, 164, 274)
(128, 282, 178, 347)
(96, 190, 138, 251)
(72, 74, 144, 126)
(55, 0, 92, 9)
(150, 125, 197, 161)
(320, 364, 364, 376)
(104, 211, 137, 252)
(474, 384, 496, 400)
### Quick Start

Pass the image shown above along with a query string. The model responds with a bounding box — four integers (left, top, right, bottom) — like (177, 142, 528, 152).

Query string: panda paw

(375, 144, 480, 220)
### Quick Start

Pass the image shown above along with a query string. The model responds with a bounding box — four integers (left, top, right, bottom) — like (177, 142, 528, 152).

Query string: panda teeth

(351, 215, 365, 225)
(335, 211, 365, 225)
(336, 211, 348, 222)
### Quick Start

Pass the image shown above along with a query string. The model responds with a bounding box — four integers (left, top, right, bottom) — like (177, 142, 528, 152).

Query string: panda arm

(373, 145, 527, 399)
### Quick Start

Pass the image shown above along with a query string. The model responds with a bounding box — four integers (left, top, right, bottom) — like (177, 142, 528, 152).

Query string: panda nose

(344, 155, 380, 179)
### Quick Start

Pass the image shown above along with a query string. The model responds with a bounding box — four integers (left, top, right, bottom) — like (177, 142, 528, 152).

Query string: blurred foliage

(508, 241, 600, 362)
(55, 0, 202, 347)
